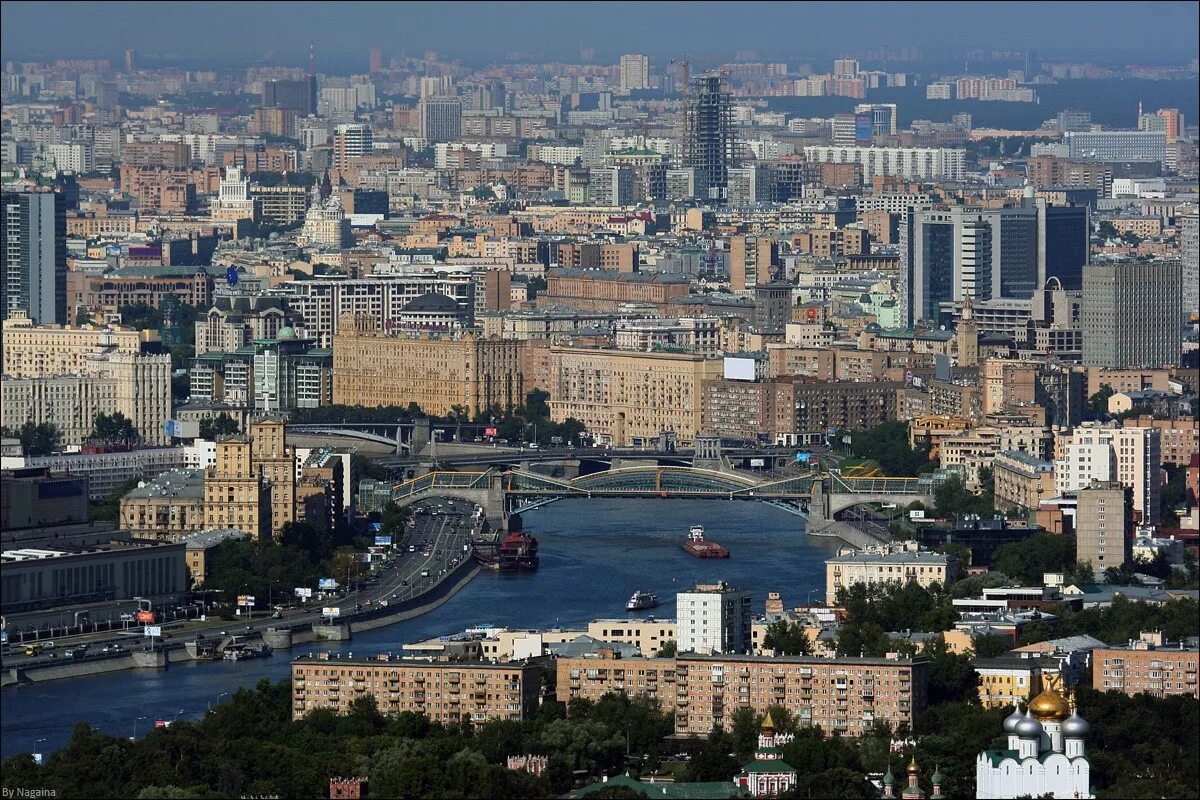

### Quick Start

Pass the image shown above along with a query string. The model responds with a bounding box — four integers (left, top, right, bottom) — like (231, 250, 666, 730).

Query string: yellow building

(973, 657, 1060, 708)
(249, 417, 296, 535)
(332, 314, 525, 417)
(1, 315, 160, 377)
(586, 619, 677, 657)
(203, 434, 270, 539)
(547, 346, 721, 446)
(291, 654, 542, 726)
(120, 469, 206, 540)
(825, 540, 955, 604)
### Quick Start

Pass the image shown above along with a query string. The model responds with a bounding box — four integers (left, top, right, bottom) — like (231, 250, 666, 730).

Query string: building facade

(291, 654, 541, 725)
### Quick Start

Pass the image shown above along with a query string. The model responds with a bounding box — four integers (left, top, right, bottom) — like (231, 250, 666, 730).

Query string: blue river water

(1, 499, 835, 759)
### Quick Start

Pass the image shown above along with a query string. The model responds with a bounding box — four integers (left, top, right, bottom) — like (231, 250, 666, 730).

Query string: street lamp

(209, 691, 229, 712)
(131, 715, 146, 740)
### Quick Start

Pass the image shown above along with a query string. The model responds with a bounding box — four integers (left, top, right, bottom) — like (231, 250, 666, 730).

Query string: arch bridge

(386, 465, 938, 520)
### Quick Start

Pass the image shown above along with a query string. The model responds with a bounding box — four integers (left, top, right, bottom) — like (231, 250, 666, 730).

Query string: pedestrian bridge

(387, 466, 940, 519)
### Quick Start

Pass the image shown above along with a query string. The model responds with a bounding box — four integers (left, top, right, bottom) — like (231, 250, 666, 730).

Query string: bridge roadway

(384, 466, 939, 522)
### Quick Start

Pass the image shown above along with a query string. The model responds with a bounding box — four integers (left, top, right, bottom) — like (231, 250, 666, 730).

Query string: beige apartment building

(332, 314, 525, 417)
(1121, 416, 1199, 467)
(291, 654, 542, 725)
(992, 450, 1057, 512)
(674, 653, 928, 737)
(586, 619, 677, 657)
(547, 346, 721, 446)
(557, 654, 677, 712)
(729, 235, 778, 291)
(1, 352, 172, 447)
(203, 434, 270, 539)
(1093, 633, 1199, 699)
(120, 469, 206, 540)
(1075, 481, 1132, 571)
(825, 541, 955, 604)
(250, 417, 296, 534)
(1, 316, 159, 378)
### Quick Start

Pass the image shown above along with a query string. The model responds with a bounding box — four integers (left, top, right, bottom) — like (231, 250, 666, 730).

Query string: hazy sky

(2, 1, 1198, 67)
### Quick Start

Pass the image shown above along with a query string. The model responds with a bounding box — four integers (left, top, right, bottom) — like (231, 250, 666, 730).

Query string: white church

(975, 683, 1093, 799)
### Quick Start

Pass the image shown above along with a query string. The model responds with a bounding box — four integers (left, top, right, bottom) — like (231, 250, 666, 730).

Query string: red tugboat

(682, 525, 729, 558)
(498, 532, 539, 571)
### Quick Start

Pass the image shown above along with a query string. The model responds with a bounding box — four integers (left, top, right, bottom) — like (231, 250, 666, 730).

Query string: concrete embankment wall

(3, 557, 483, 688)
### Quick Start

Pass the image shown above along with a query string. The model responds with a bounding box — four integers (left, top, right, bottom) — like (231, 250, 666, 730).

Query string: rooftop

(122, 469, 205, 500)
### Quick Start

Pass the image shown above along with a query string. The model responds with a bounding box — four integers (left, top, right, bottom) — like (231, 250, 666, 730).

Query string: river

(1, 498, 837, 759)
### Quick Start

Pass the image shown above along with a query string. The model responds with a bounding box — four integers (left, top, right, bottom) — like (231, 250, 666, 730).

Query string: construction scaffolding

(682, 70, 736, 201)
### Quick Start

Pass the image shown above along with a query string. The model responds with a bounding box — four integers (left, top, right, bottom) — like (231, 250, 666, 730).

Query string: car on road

(43, 641, 55, 649)
(401, 580, 409, 586)
(420, 571, 429, 577)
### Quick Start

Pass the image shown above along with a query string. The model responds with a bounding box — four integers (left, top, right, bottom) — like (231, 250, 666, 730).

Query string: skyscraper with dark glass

(2, 189, 67, 326)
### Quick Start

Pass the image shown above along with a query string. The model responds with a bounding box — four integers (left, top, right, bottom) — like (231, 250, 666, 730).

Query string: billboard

(794, 452, 812, 463)
(136, 610, 156, 623)
(855, 113, 873, 144)
(749, 458, 765, 467)
(236, 595, 256, 606)
(294, 587, 313, 599)
(723, 356, 756, 381)
(485, 427, 497, 437)
(910, 509, 926, 520)
(144, 625, 162, 637)
(374, 535, 393, 547)
(318, 578, 338, 590)
(321, 607, 341, 618)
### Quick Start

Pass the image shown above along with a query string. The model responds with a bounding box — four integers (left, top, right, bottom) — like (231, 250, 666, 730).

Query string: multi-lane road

(1, 499, 481, 672)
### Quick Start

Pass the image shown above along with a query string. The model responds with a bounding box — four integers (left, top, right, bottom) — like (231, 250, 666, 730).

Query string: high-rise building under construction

(683, 72, 736, 200)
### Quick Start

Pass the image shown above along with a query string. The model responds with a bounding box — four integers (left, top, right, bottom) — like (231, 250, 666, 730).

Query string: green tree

(91, 476, 141, 522)
(1, 421, 62, 456)
(848, 420, 936, 476)
(657, 639, 677, 657)
(1087, 385, 1114, 419)
(731, 707, 760, 761)
(971, 634, 1013, 659)
(991, 534, 1076, 584)
(762, 621, 812, 656)
(198, 413, 240, 439)
(90, 411, 140, 442)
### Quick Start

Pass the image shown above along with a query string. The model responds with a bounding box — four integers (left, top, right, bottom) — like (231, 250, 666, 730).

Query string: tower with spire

(975, 680, 1092, 798)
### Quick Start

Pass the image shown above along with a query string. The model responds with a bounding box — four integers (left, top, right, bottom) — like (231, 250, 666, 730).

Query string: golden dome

(1029, 687, 1071, 721)
(907, 757, 920, 775)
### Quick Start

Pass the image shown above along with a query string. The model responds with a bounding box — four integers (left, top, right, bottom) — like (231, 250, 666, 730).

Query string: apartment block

(825, 541, 955, 604)
(333, 314, 525, 417)
(1093, 633, 1199, 699)
(1, 316, 158, 377)
(291, 654, 542, 725)
(547, 345, 721, 447)
(586, 619, 678, 658)
(0, 351, 171, 447)
(1055, 422, 1161, 524)
(677, 582, 752, 655)
(674, 653, 928, 737)
(540, 268, 691, 314)
(557, 654, 676, 712)
(1075, 481, 1133, 572)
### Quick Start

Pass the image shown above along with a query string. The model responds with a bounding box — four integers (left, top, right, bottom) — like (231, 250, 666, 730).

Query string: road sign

(322, 607, 341, 618)
(237, 595, 256, 606)
(0, 631, 7, 644)
(144, 625, 162, 637)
